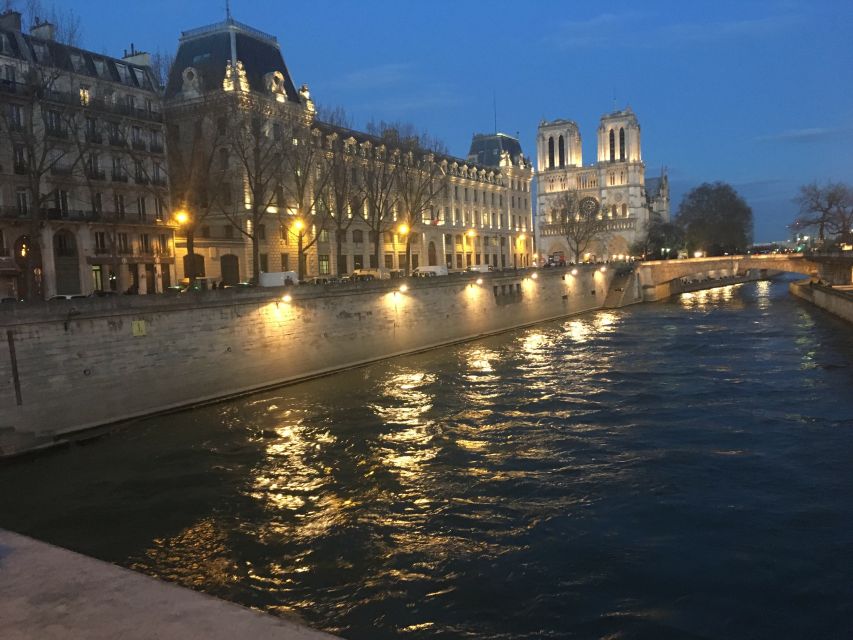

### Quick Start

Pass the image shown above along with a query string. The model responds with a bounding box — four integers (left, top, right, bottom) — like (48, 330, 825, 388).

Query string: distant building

(164, 17, 534, 283)
(535, 107, 669, 262)
(0, 11, 173, 298)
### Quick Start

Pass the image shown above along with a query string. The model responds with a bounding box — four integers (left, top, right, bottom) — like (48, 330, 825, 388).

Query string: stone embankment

(789, 279, 853, 324)
(0, 266, 632, 457)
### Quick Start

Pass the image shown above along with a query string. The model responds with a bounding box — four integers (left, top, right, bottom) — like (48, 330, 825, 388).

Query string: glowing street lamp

(293, 219, 306, 281)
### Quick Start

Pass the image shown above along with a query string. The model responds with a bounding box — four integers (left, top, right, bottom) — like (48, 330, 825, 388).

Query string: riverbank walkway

(0, 529, 340, 640)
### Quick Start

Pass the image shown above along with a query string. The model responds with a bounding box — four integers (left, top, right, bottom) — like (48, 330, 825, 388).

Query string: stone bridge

(636, 254, 820, 301)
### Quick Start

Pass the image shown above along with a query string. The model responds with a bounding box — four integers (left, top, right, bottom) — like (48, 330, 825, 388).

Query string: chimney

(0, 11, 22, 32)
(123, 43, 151, 68)
(30, 20, 55, 41)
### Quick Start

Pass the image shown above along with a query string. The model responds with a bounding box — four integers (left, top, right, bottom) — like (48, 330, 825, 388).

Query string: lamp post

(293, 218, 305, 281)
(397, 222, 410, 276)
(174, 207, 195, 286)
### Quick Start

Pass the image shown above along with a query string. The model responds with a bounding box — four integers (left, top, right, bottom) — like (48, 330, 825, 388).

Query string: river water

(2, 278, 853, 639)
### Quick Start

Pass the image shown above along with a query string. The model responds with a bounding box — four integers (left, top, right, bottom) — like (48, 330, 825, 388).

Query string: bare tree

(792, 182, 853, 245)
(0, 62, 77, 298)
(394, 144, 445, 275)
(279, 124, 333, 280)
(221, 97, 292, 283)
(166, 96, 228, 284)
(359, 141, 399, 269)
(149, 50, 174, 90)
(319, 128, 364, 276)
(551, 191, 608, 263)
(15, 0, 83, 45)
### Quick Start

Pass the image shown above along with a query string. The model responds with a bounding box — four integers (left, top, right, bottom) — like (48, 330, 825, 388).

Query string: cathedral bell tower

(597, 107, 641, 164)
(537, 119, 582, 172)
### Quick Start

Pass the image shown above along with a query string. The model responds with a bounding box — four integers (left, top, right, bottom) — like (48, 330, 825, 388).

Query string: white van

(259, 271, 299, 287)
(466, 264, 493, 274)
(412, 265, 449, 277)
(351, 268, 391, 281)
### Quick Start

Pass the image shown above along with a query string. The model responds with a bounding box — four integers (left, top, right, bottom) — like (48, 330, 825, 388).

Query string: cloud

(547, 12, 796, 50)
(754, 126, 853, 143)
(330, 63, 412, 90)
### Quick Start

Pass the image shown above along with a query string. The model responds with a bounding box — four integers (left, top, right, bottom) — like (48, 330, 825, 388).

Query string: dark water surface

(3, 279, 853, 639)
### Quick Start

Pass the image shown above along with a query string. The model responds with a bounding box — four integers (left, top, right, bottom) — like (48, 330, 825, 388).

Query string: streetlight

(514, 233, 526, 269)
(173, 207, 195, 286)
(397, 222, 410, 275)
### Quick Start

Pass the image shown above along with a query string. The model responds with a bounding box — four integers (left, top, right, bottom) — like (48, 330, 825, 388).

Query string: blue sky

(65, 0, 852, 242)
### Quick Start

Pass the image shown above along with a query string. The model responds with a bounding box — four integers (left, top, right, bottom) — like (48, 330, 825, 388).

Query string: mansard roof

(467, 132, 524, 168)
(0, 27, 158, 92)
(164, 17, 299, 102)
(315, 120, 504, 181)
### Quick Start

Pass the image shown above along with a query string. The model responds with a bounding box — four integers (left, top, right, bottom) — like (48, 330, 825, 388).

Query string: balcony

(149, 143, 164, 153)
(86, 169, 106, 181)
(134, 175, 149, 185)
(150, 176, 167, 187)
(13, 162, 27, 175)
(108, 135, 126, 147)
(45, 127, 68, 140)
(85, 131, 103, 144)
(131, 139, 147, 152)
(111, 172, 128, 183)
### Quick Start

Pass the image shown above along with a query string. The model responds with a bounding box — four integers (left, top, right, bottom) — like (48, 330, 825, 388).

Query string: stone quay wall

(0, 266, 626, 457)
(790, 279, 853, 325)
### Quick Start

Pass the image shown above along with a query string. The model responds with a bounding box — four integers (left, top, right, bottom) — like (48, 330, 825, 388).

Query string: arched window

(558, 135, 565, 167)
(609, 129, 615, 161)
(619, 128, 625, 160)
(547, 137, 554, 168)
(621, 203, 628, 217)
(611, 205, 617, 218)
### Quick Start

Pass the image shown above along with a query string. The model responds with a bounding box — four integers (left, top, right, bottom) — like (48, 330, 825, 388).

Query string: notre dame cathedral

(535, 107, 669, 262)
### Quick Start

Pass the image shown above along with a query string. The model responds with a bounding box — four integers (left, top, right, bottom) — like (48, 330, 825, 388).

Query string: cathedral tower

(537, 119, 582, 172)
(597, 107, 641, 163)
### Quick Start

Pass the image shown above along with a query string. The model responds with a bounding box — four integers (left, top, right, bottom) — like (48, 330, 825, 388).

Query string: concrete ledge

(790, 279, 853, 324)
(0, 529, 340, 640)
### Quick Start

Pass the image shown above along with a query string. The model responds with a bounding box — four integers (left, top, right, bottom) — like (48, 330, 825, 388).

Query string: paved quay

(0, 529, 341, 640)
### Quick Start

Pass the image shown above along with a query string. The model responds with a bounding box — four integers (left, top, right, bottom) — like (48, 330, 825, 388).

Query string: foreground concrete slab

(0, 529, 341, 640)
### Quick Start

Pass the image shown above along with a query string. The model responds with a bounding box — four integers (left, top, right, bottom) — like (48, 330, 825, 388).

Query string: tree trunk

(335, 230, 344, 276)
(297, 232, 305, 281)
(185, 230, 196, 285)
(405, 237, 412, 276)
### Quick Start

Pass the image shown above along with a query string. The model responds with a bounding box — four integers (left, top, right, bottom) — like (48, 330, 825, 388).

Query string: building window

(154, 198, 164, 220)
(219, 147, 228, 170)
(318, 255, 330, 275)
(158, 234, 168, 255)
(79, 86, 90, 106)
(117, 233, 129, 254)
(200, 225, 210, 238)
(140, 233, 151, 253)
(384, 254, 393, 269)
(137, 197, 147, 221)
(224, 225, 234, 239)
(8, 104, 22, 130)
(609, 129, 615, 161)
(558, 135, 565, 167)
(259, 254, 268, 272)
(319, 229, 330, 243)
(619, 128, 625, 160)
(15, 188, 28, 216)
(257, 224, 266, 240)
(114, 194, 126, 217)
(548, 136, 554, 168)
(94, 232, 107, 252)
(353, 254, 364, 270)
(281, 253, 290, 270)
(352, 229, 364, 244)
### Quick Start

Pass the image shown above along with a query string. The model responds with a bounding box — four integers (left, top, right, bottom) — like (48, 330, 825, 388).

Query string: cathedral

(535, 107, 669, 262)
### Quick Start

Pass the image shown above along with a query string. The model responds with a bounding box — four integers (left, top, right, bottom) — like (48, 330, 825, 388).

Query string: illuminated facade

(0, 11, 174, 298)
(535, 107, 669, 262)
(164, 17, 533, 284)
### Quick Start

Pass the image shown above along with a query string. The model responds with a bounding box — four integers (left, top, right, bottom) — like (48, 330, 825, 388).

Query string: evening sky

(60, 0, 853, 242)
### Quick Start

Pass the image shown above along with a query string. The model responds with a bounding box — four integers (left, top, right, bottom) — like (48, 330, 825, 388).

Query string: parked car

(1, 296, 19, 303)
(89, 289, 118, 297)
(309, 276, 339, 285)
(465, 264, 493, 274)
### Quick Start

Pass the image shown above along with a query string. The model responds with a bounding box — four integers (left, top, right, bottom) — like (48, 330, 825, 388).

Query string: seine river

(2, 278, 853, 639)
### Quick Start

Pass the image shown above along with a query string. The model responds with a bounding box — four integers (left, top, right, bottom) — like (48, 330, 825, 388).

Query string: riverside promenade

(0, 529, 340, 640)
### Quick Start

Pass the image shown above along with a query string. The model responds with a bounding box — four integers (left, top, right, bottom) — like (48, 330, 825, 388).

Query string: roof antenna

(225, 0, 232, 20)
(493, 91, 497, 135)
(612, 89, 617, 112)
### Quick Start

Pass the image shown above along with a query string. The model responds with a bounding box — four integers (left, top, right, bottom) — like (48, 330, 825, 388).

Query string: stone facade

(164, 18, 534, 285)
(535, 107, 669, 262)
(0, 11, 175, 299)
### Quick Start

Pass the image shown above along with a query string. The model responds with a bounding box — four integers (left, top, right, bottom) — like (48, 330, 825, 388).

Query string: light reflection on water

(2, 279, 853, 640)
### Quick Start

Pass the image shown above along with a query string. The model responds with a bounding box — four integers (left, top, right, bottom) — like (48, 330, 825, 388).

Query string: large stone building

(0, 11, 174, 299)
(164, 17, 534, 284)
(535, 107, 669, 262)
